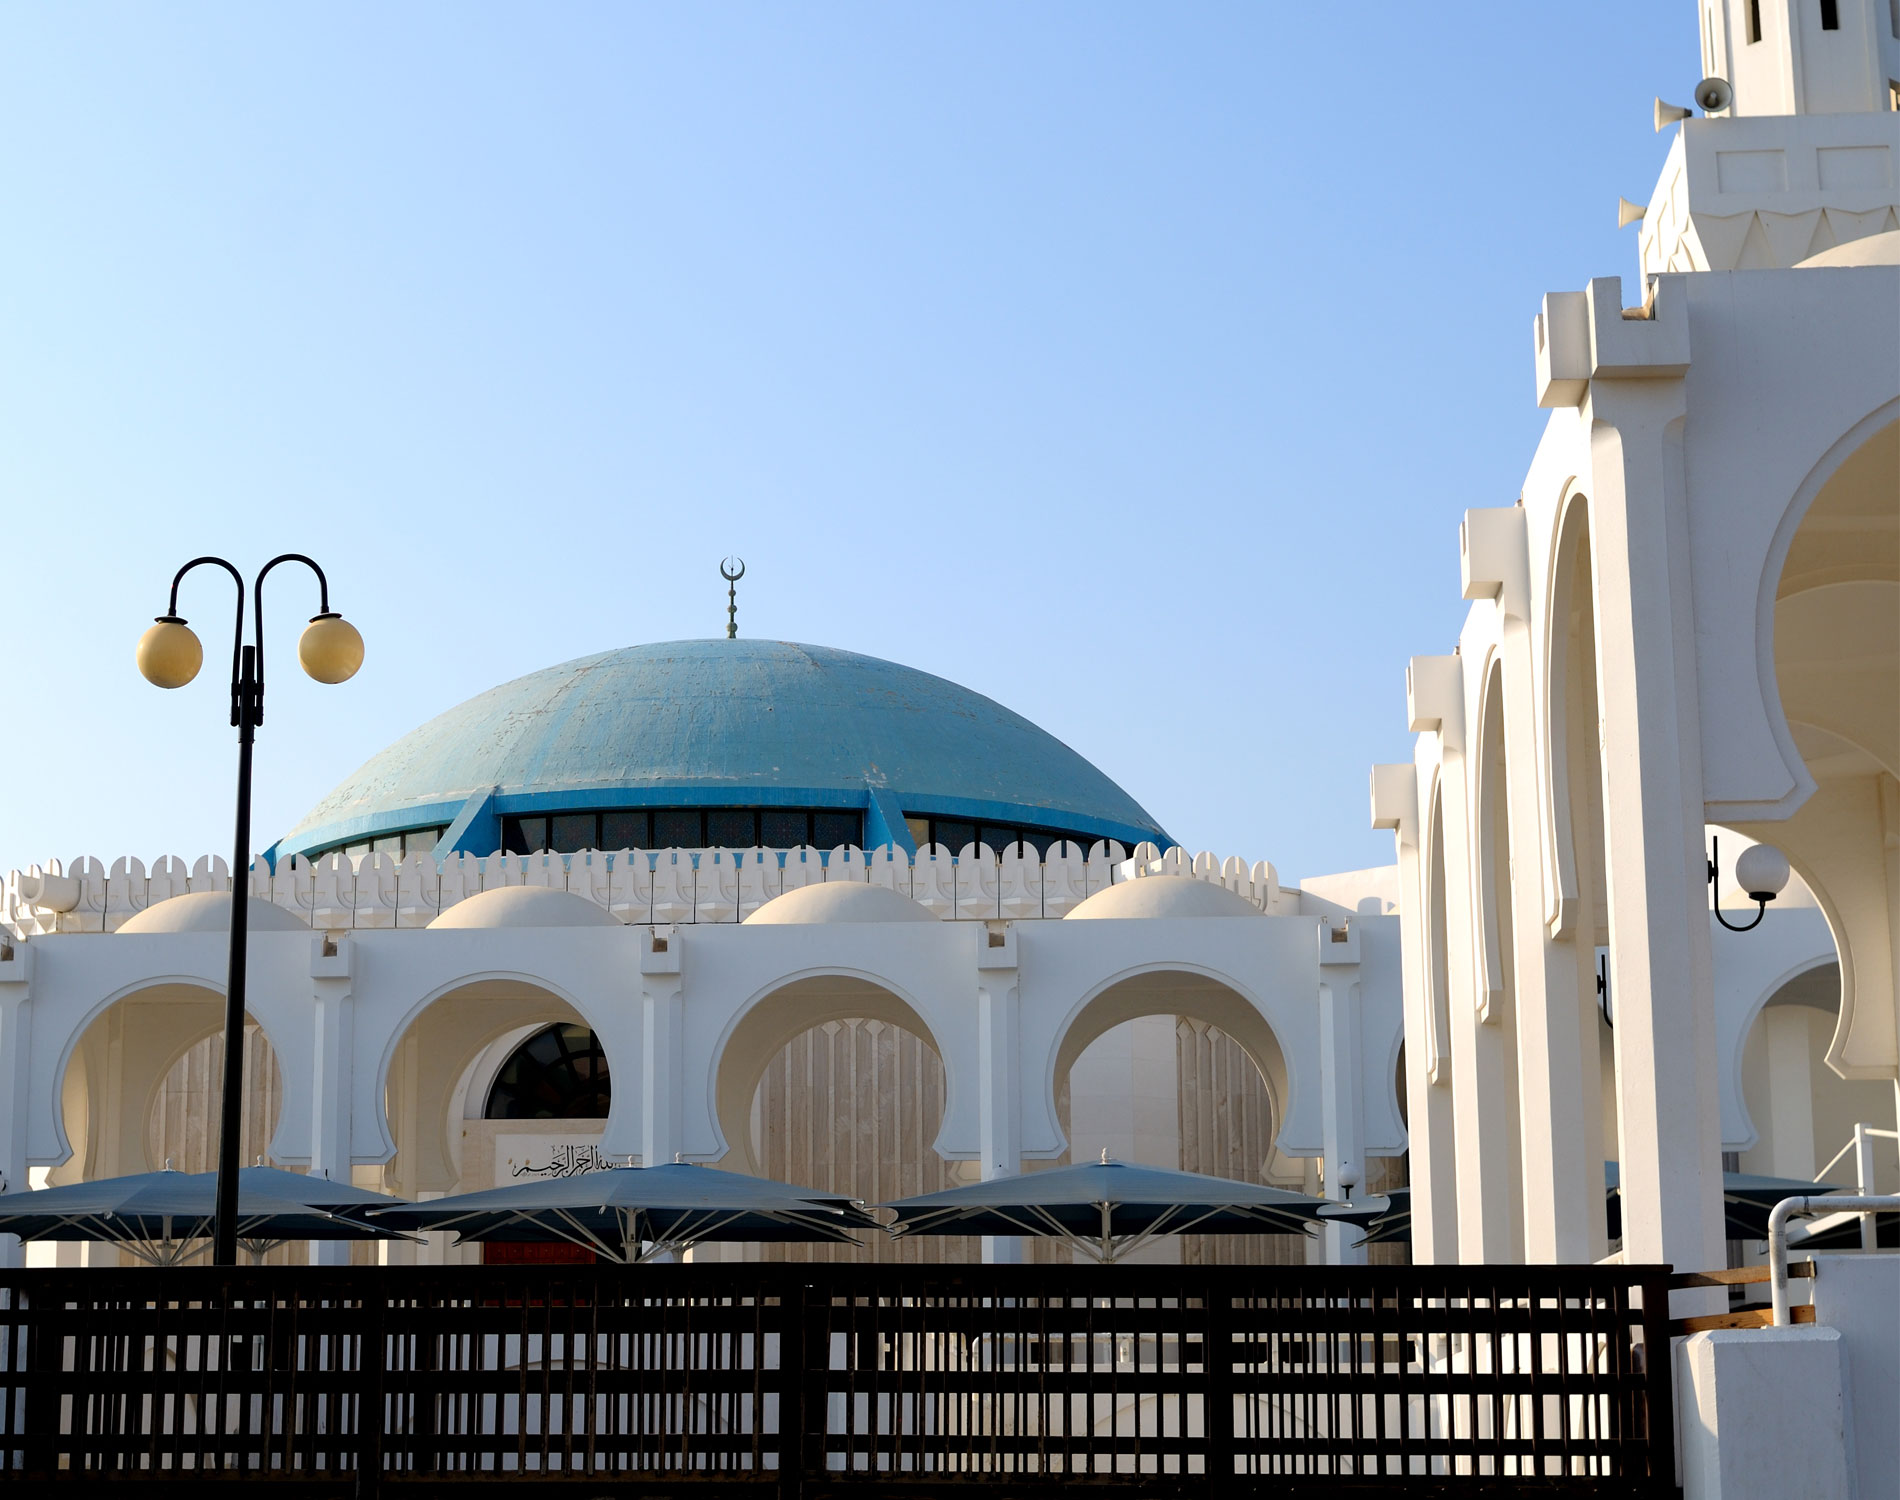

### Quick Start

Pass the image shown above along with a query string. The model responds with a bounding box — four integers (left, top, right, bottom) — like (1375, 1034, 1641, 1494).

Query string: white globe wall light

(1709, 835, 1791, 933)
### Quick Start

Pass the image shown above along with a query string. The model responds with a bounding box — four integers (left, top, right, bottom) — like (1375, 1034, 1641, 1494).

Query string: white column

(307, 937, 354, 1266)
(1763, 1009, 1816, 1181)
(977, 977, 1022, 1264)
(1318, 922, 1366, 1266)
(1589, 346, 1726, 1275)
(0, 945, 33, 1270)
(1496, 547, 1597, 1265)
(1442, 708, 1520, 1262)
(641, 976, 685, 1169)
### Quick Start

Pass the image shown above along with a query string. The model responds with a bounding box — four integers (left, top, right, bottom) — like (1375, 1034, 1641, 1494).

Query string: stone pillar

(1764, 1008, 1816, 1180)
(1587, 294, 1726, 1274)
(641, 990, 684, 1168)
(307, 936, 354, 1266)
(1438, 669, 1521, 1264)
(977, 925, 1022, 1263)
(1467, 505, 1600, 1263)
(1318, 920, 1366, 1266)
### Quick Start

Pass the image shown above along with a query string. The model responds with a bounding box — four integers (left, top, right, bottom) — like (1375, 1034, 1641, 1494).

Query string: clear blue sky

(0, 3, 1700, 884)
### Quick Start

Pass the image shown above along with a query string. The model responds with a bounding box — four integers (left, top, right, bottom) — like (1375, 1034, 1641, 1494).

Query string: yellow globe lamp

(299, 613, 364, 684)
(136, 617, 204, 689)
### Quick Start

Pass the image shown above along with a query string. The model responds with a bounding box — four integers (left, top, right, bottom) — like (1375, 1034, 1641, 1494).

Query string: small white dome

(427, 885, 621, 930)
(117, 892, 311, 935)
(1797, 229, 1900, 268)
(1065, 875, 1263, 921)
(744, 882, 936, 925)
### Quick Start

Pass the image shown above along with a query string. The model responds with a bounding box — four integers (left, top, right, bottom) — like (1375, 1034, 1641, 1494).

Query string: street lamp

(137, 554, 362, 1266)
(1707, 835, 1791, 934)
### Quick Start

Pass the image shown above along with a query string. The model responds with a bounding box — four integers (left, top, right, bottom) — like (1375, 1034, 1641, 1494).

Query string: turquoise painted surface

(278, 639, 1168, 855)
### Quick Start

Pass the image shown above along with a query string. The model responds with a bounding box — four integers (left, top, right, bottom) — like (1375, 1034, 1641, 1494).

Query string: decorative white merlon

(1369, 764, 1418, 841)
(1406, 655, 1464, 745)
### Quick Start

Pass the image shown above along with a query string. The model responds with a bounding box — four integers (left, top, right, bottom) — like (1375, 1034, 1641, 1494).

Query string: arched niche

(380, 978, 589, 1198)
(1051, 970, 1308, 1267)
(1734, 962, 1894, 1193)
(747, 1013, 975, 1264)
(51, 984, 284, 1188)
(712, 973, 948, 1181)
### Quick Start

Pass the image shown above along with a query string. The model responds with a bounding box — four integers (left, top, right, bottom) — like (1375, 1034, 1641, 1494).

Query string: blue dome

(273, 639, 1168, 860)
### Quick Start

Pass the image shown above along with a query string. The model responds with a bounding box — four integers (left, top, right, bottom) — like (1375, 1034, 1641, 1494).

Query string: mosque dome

(1065, 875, 1262, 921)
(273, 639, 1169, 863)
(743, 883, 936, 925)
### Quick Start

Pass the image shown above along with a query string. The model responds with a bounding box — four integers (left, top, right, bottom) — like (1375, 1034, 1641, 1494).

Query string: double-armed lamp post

(136, 555, 363, 1266)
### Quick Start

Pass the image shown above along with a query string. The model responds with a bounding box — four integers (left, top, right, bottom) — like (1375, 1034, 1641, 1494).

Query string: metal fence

(0, 1262, 1674, 1494)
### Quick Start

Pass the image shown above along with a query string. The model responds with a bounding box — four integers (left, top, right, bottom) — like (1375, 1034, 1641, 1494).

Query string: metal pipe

(1769, 1194, 1900, 1325)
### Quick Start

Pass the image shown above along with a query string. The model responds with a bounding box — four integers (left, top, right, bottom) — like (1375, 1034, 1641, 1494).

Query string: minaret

(1700, 0, 1900, 115)
(1632, 1, 1900, 273)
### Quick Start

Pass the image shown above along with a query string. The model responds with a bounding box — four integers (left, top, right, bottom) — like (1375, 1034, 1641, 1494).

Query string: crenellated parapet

(4, 841, 1287, 937)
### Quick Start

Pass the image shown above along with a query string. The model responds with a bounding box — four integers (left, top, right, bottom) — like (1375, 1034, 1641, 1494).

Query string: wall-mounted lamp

(1709, 836, 1790, 933)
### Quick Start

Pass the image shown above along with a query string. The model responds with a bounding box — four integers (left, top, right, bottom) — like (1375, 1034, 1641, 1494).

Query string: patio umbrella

(1605, 1162, 1851, 1242)
(1316, 1189, 1411, 1247)
(881, 1156, 1333, 1263)
(0, 1168, 414, 1265)
(368, 1161, 881, 1264)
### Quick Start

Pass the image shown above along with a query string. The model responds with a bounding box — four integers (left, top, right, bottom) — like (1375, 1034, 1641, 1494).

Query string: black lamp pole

(151, 554, 348, 1267)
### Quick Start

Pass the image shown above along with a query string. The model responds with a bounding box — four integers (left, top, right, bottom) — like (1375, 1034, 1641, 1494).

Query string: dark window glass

(761, 810, 809, 847)
(813, 812, 861, 850)
(1023, 830, 1061, 857)
(706, 809, 758, 848)
(600, 811, 649, 849)
(1820, 0, 1839, 28)
(653, 809, 702, 848)
(935, 820, 977, 853)
(550, 814, 597, 851)
(981, 827, 1021, 855)
(485, 1024, 610, 1120)
(505, 817, 548, 853)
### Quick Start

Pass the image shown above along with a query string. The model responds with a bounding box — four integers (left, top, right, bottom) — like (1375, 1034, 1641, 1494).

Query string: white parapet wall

(2, 841, 1295, 936)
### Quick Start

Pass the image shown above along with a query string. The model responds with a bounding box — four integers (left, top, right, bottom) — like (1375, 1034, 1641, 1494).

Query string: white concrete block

(1811, 1253, 1900, 1492)
(1678, 1326, 1852, 1500)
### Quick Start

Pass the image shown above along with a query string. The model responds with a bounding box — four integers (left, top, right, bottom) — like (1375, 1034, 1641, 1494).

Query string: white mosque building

(1363, 1, 1898, 1488)
(1, 1, 1897, 1488)
(1, 638, 1409, 1269)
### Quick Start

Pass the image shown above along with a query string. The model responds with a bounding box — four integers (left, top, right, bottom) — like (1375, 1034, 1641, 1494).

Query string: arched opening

(54, 986, 283, 1186)
(1053, 970, 1341, 1266)
(1738, 963, 1896, 1195)
(749, 1014, 973, 1264)
(44, 988, 288, 1267)
(713, 974, 969, 1264)
(1737, 416, 1899, 1085)
(382, 979, 592, 1209)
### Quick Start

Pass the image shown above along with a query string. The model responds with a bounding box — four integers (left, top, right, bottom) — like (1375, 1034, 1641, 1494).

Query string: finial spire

(720, 557, 745, 639)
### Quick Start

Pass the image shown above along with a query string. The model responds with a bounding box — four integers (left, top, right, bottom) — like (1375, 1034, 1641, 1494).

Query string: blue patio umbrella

(369, 1162, 880, 1264)
(0, 1167, 414, 1265)
(881, 1156, 1333, 1263)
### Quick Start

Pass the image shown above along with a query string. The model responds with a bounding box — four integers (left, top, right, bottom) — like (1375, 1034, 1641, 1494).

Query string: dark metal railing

(0, 1262, 1674, 1494)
